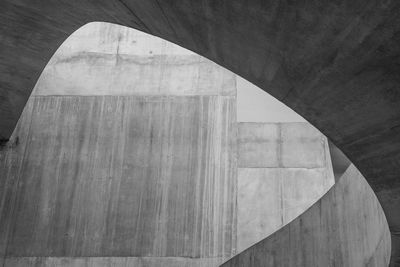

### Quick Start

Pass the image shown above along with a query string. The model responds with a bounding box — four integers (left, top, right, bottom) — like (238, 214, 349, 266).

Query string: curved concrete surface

(221, 164, 391, 267)
(1, 1, 400, 265)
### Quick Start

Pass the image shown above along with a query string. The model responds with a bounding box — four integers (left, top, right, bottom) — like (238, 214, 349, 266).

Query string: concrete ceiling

(1, 0, 400, 265)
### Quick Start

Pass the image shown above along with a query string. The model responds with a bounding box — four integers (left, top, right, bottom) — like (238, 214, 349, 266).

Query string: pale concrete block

(280, 123, 326, 168)
(237, 168, 283, 252)
(237, 123, 280, 167)
(4, 96, 237, 258)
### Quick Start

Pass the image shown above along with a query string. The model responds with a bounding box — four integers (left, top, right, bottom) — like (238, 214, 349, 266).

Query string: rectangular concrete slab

(238, 122, 329, 168)
(2, 95, 237, 258)
(237, 123, 280, 167)
(237, 168, 283, 252)
(280, 123, 326, 168)
(236, 122, 335, 252)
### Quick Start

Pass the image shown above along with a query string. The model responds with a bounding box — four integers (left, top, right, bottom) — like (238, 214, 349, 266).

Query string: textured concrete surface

(0, 23, 238, 264)
(33, 23, 235, 97)
(1, 95, 237, 258)
(237, 122, 334, 252)
(0, 12, 398, 266)
(223, 165, 391, 267)
(2, 3, 400, 263)
(238, 123, 330, 169)
(0, 22, 342, 266)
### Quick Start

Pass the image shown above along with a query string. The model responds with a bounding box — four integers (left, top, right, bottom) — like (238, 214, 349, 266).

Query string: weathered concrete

(223, 165, 391, 267)
(238, 123, 331, 169)
(0, 22, 350, 267)
(1, 95, 237, 258)
(32, 23, 236, 97)
(0, 23, 239, 262)
(237, 122, 334, 252)
(2, 2, 400, 263)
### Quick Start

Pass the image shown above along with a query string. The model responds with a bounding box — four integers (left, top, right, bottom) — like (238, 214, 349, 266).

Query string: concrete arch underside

(1, 1, 400, 266)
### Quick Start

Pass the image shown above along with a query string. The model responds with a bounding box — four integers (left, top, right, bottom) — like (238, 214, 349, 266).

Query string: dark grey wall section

(221, 165, 391, 267)
(1, 95, 237, 258)
(0, 101, 34, 262)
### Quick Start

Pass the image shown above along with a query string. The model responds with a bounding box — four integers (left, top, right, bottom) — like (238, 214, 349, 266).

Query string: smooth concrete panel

(2, 95, 237, 258)
(33, 23, 236, 97)
(238, 123, 329, 168)
(237, 123, 279, 168)
(237, 168, 334, 252)
(280, 123, 326, 168)
(237, 122, 334, 252)
(4, 257, 224, 267)
(223, 165, 391, 267)
(237, 168, 282, 252)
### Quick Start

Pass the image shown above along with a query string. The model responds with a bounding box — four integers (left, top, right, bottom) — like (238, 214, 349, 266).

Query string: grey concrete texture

(2, 2, 400, 263)
(238, 122, 330, 168)
(237, 167, 334, 252)
(0, 95, 237, 258)
(222, 165, 391, 267)
(0, 23, 343, 267)
(1, 7, 397, 265)
(32, 23, 236, 97)
(236, 122, 334, 252)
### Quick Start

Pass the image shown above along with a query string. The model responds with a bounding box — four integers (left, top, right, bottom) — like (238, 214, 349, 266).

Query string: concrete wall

(236, 122, 334, 252)
(1, 22, 337, 266)
(0, 22, 238, 266)
(222, 165, 391, 267)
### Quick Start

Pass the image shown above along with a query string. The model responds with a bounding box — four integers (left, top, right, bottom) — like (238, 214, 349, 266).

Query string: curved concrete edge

(220, 165, 391, 267)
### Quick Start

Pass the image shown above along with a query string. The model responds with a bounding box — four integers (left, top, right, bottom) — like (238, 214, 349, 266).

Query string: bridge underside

(1, 0, 400, 265)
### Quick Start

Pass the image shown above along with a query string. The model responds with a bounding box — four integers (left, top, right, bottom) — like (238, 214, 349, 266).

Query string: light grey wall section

(236, 122, 334, 252)
(32, 22, 236, 97)
(222, 165, 391, 267)
(238, 122, 331, 169)
(1, 95, 237, 258)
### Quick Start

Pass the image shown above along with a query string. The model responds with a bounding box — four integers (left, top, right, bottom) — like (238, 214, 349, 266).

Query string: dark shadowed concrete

(1, 1, 400, 265)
